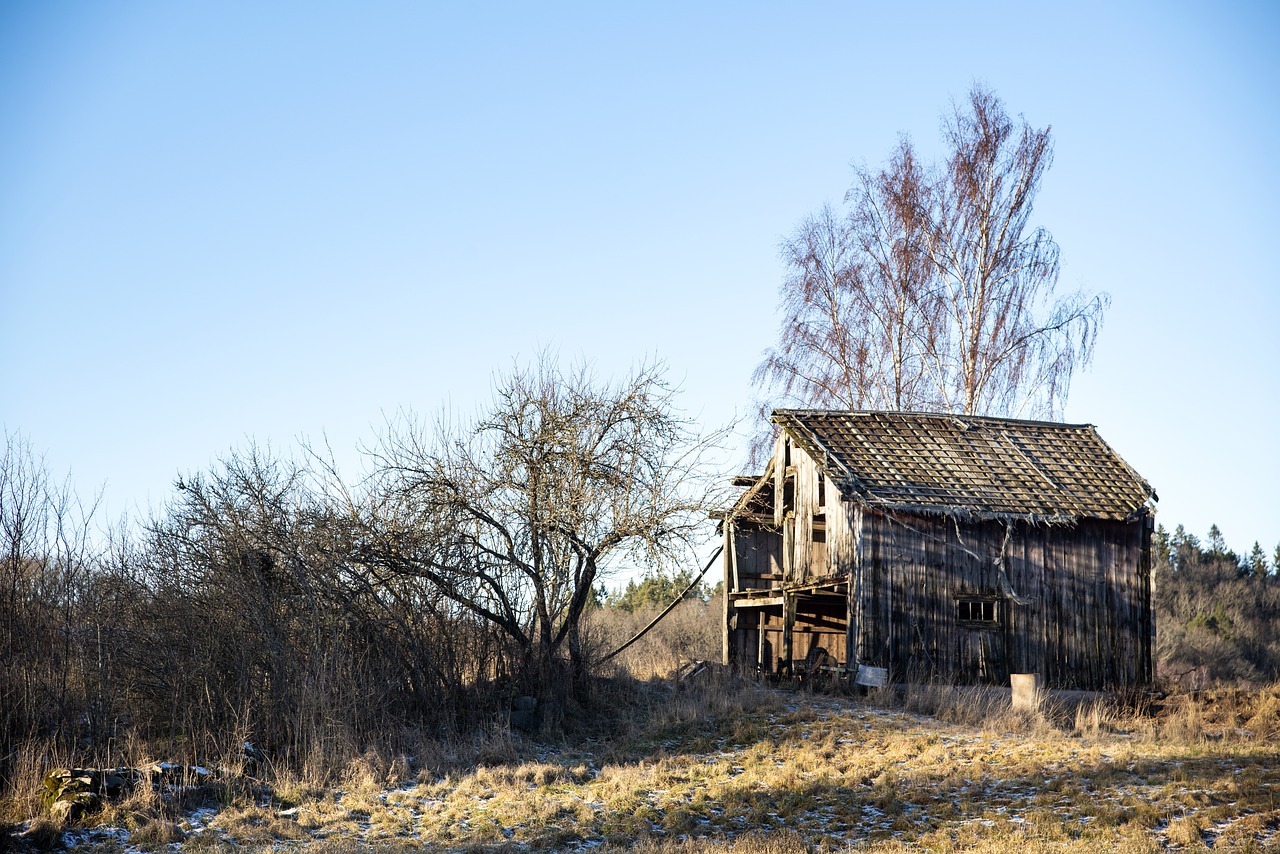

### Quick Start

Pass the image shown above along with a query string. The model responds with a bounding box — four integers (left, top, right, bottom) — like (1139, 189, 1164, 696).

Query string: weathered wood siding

(853, 508, 1153, 689)
(724, 422, 1153, 689)
(826, 475, 855, 575)
(732, 525, 783, 588)
(725, 433, 855, 673)
(791, 442, 819, 582)
(726, 523, 782, 669)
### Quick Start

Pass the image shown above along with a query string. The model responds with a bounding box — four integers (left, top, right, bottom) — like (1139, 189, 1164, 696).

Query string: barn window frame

(956, 597, 1001, 627)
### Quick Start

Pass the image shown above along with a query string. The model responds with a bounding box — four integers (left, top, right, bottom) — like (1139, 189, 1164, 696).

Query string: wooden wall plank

(794, 446, 814, 583)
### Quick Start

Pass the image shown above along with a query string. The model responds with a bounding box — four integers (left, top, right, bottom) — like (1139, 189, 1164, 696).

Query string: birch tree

(755, 85, 1107, 432)
(923, 86, 1107, 415)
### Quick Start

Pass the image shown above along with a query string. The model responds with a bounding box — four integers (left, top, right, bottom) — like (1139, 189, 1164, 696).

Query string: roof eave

(852, 497, 1142, 527)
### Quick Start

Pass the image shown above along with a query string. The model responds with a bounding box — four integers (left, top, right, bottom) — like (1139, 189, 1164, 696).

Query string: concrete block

(1011, 673, 1039, 710)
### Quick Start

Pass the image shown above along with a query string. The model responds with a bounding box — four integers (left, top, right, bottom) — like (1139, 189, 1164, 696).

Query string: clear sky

(2, 1, 1277, 560)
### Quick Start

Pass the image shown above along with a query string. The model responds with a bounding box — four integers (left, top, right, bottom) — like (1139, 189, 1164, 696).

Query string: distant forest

(1154, 523, 1280, 687)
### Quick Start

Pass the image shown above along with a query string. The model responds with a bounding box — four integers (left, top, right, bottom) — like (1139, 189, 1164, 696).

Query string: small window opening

(957, 598, 1000, 625)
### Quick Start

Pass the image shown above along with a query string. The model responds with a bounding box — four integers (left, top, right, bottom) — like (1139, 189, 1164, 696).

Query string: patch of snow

(61, 825, 132, 851)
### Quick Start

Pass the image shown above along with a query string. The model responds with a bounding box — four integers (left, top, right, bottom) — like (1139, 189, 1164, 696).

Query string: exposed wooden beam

(733, 596, 786, 608)
(730, 512, 779, 527)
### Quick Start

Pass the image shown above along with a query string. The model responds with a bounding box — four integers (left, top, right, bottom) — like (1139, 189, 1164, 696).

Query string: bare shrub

(0, 436, 515, 823)
(0, 433, 100, 807)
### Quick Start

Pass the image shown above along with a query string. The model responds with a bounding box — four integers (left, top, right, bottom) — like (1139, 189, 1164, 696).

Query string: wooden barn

(719, 410, 1158, 690)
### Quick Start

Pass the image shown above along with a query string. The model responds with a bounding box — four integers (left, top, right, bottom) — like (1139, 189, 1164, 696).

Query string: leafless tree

(754, 141, 941, 420)
(753, 202, 863, 416)
(849, 140, 946, 412)
(923, 86, 1107, 415)
(353, 357, 727, 702)
(0, 432, 99, 789)
(755, 85, 1107, 449)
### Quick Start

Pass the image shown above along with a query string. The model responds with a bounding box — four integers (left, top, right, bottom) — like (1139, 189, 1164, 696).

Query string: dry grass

(281, 680, 1277, 852)
(6, 680, 1280, 851)
(0, 739, 74, 826)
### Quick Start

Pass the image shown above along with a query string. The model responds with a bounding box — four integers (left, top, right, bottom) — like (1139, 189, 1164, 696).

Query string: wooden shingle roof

(772, 409, 1156, 524)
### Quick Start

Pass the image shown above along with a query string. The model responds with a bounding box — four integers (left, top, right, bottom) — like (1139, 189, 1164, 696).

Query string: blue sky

(2, 1, 1277, 561)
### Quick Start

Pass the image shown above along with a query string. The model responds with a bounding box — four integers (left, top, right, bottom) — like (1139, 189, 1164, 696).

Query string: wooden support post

(794, 452, 813, 584)
(722, 523, 732, 666)
(845, 580, 857, 677)
(755, 612, 765, 673)
(847, 506, 863, 672)
(783, 512, 795, 582)
(772, 433, 787, 528)
(781, 592, 795, 676)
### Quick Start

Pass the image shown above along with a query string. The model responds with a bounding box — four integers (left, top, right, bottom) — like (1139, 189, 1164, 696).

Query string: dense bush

(1, 438, 509, 805)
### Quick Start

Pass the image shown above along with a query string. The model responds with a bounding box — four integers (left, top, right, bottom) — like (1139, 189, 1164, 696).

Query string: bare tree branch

(754, 85, 1108, 443)
(350, 354, 731, 697)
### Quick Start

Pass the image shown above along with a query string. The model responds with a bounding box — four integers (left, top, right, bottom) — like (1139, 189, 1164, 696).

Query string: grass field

(12, 681, 1280, 852)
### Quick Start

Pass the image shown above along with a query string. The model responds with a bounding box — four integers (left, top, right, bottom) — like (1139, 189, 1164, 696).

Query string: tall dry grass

(585, 593, 724, 679)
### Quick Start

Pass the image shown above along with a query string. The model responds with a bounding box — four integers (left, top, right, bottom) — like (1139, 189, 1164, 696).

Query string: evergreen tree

(1207, 524, 1227, 556)
(607, 568, 711, 612)
(1170, 525, 1198, 571)
(1246, 542, 1269, 578)
(1153, 524, 1172, 567)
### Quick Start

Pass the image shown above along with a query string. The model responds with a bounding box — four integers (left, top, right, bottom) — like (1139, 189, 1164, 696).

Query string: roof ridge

(771, 408, 1097, 430)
